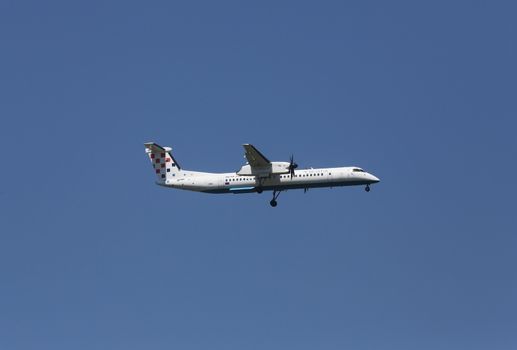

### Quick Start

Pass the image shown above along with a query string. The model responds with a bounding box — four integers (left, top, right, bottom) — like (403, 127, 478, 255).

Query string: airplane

(144, 142, 380, 207)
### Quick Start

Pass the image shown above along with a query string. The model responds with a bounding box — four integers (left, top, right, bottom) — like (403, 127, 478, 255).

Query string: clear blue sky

(1, 1, 516, 349)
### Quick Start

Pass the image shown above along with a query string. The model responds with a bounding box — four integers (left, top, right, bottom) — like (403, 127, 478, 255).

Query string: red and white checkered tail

(144, 142, 181, 183)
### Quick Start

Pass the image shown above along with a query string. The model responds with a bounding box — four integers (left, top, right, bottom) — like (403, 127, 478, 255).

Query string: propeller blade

(289, 154, 297, 178)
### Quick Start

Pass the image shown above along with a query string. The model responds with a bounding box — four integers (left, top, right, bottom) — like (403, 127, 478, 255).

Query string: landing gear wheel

(365, 185, 370, 192)
(256, 188, 263, 194)
(269, 190, 281, 207)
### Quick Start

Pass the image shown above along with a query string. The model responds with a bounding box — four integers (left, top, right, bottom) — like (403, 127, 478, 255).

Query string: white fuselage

(159, 166, 380, 194)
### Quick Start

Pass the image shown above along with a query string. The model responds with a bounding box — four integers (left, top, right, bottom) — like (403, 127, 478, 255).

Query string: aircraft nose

(369, 174, 380, 183)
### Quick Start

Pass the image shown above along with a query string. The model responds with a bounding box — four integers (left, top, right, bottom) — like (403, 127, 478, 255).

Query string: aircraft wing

(243, 144, 271, 167)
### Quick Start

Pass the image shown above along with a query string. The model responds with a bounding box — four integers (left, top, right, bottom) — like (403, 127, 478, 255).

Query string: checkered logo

(147, 150, 176, 180)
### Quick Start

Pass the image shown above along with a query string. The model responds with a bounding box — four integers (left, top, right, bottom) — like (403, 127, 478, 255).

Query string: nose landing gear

(365, 185, 370, 192)
(270, 190, 282, 207)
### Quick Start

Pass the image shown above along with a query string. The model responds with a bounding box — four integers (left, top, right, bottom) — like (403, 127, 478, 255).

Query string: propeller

(288, 154, 298, 178)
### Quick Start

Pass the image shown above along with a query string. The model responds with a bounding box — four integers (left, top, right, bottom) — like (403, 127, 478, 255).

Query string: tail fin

(144, 142, 181, 183)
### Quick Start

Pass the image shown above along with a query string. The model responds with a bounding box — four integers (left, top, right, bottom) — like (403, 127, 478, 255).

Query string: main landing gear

(256, 177, 264, 194)
(270, 190, 282, 207)
(365, 185, 370, 192)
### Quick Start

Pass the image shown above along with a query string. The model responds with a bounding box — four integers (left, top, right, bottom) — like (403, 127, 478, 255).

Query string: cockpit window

(352, 168, 365, 172)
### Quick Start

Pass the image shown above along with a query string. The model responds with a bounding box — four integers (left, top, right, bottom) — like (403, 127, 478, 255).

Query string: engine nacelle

(237, 161, 290, 177)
